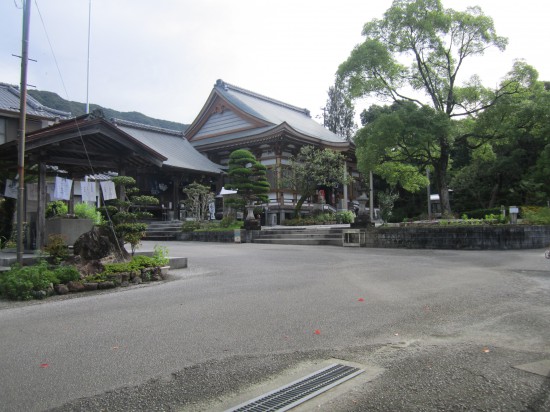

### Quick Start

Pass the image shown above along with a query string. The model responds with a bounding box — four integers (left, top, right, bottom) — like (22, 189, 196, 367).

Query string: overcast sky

(1, 0, 549, 125)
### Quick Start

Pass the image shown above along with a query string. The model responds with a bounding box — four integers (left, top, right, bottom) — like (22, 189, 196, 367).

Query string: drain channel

(225, 363, 364, 412)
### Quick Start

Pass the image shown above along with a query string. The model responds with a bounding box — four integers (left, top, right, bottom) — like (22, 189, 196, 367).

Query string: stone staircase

(253, 227, 348, 246)
(144, 220, 182, 241)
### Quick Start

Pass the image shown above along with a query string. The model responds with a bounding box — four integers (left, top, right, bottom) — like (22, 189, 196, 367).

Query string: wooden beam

(48, 156, 117, 169)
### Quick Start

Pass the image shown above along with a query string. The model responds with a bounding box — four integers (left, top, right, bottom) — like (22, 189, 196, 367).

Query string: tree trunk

(435, 142, 452, 216)
(294, 193, 310, 218)
(488, 182, 500, 209)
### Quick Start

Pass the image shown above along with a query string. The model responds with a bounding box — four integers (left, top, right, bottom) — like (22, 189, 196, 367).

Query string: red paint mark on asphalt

(39, 363, 49, 368)
(358, 298, 365, 302)
(314, 329, 321, 335)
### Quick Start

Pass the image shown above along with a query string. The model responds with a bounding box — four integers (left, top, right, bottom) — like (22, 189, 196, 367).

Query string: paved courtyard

(1, 241, 549, 411)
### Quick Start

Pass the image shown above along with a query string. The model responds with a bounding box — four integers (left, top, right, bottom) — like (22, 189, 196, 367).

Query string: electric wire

(33, 0, 125, 259)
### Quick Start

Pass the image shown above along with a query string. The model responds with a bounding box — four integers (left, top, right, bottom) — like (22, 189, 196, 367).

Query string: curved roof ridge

(111, 118, 184, 137)
(215, 79, 311, 117)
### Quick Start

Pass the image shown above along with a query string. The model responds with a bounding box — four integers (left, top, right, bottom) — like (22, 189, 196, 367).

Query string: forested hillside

(28, 89, 188, 132)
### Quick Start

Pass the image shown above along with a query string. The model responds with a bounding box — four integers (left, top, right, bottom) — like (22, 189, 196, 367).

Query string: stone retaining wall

(365, 225, 550, 250)
(178, 231, 239, 243)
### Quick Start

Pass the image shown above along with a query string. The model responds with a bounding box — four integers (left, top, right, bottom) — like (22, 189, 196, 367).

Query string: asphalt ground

(0, 241, 549, 411)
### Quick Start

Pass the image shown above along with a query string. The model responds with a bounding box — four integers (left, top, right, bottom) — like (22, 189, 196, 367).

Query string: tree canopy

(323, 76, 357, 141)
(450, 64, 550, 210)
(225, 149, 270, 209)
(338, 0, 513, 215)
(284, 145, 349, 216)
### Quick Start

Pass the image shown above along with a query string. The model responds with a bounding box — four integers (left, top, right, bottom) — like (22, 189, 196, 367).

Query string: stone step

(146, 229, 181, 235)
(253, 227, 347, 246)
(254, 238, 343, 246)
(257, 233, 343, 240)
(144, 220, 182, 241)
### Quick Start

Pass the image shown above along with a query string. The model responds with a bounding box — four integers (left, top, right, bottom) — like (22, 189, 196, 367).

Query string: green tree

(378, 189, 400, 223)
(323, 76, 357, 141)
(355, 101, 440, 194)
(225, 150, 270, 215)
(182, 182, 214, 221)
(338, 0, 511, 215)
(100, 176, 159, 256)
(284, 146, 349, 216)
(451, 64, 550, 209)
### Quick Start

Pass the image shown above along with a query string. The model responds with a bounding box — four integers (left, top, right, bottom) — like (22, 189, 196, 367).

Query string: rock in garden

(97, 281, 115, 289)
(132, 276, 142, 284)
(83, 282, 98, 291)
(73, 226, 129, 261)
(54, 284, 69, 295)
(32, 290, 47, 299)
(67, 281, 85, 293)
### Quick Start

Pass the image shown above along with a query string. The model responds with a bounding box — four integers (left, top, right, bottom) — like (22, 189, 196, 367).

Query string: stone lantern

(351, 191, 374, 228)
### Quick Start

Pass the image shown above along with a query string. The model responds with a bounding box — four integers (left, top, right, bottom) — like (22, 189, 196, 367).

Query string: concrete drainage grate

(225, 363, 364, 412)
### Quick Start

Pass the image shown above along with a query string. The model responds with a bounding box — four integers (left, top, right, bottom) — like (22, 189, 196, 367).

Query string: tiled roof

(113, 118, 223, 175)
(211, 79, 346, 144)
(0, 83, 71, 119)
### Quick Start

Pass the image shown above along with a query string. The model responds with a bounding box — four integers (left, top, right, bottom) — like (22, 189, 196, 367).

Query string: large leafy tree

(284, 145, 349, 216)
(225, 149, 270, 212)
(323, 76, 357, 141)
(356, 101, 442, 193)
(338, 0, 512, 215)
(451, 64, 550, 209)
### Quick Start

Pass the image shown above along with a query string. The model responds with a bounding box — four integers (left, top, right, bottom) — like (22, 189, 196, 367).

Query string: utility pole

(86, 0, 92, 114)
(16, 0, 31, 264)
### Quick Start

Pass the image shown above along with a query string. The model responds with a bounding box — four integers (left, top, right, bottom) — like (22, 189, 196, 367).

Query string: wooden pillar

(36, 160, 46, 249)
(171, 174, 178, 216)
(343, 161, 348, 210)
(68, 174, 75, 215)
(275, 143, 282, 208)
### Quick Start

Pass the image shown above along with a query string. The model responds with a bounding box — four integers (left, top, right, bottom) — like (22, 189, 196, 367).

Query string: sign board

(234, 229, 241, 243)
(509, 207, 519, 214)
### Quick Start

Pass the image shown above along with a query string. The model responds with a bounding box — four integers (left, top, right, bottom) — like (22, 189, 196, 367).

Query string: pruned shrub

(46, 201, 68, 218)
(74, 202, 103, 224)
(522, 206, 550, 225)
(43, 234, 70, 264)
(0, 260, 83, 300)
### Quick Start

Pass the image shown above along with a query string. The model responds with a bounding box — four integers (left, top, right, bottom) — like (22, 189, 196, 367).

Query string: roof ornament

(215, 79, 229, 91)
(89, 108, 105, 119)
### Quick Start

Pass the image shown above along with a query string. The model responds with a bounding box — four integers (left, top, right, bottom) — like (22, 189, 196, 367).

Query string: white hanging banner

(53, 176, 73, 201)
(46, 183, 55, 200)
(100, 181, 117, 200)
(80, 181, 97, 202)
(4, 179, 18, 199)
(26, 183, 38, 201)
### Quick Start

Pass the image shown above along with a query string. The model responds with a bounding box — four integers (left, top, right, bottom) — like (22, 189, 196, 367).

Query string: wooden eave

(12, 116, 168, 174)
(195, 122, 351, 153)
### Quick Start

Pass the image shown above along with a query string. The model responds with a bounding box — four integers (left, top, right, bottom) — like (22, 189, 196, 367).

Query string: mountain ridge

(28, 89, 189, 132)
